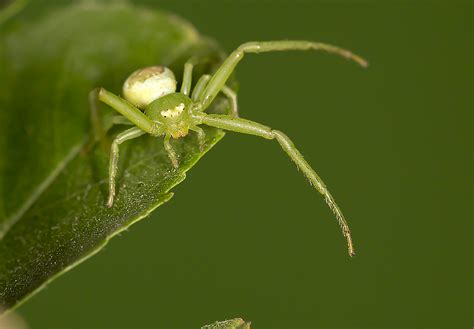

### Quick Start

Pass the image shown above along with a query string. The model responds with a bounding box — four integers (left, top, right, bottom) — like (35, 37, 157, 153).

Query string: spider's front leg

(194, 112, 355, 256)
(199, 40, 367, 111)
(97, 88, 160, 135)
(90, 88, 155, 138)
(88, 89, 135, 150)
(95, 88, 164, 207)
(107, 127, 146, 207)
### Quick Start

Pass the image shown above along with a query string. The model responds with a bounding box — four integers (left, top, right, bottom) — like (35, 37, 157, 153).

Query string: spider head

(145, 92, 194, 138)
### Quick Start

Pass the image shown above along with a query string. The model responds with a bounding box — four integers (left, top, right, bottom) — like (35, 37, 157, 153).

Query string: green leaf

(0, 1, 229, 312)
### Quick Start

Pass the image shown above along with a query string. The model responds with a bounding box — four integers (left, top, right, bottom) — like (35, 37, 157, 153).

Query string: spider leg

(220, 85, 238, 117)
(107, 127, 146, 207)
(109, 115, 134, 126)
(96, 88, 161, 136)
(194, 112, 355, 256)
(199, 40, 368, 110)
(89, 88, 105, 143)
(94, 115, 135, 140)
(89, 88, 141, 136)
(192, 74, 238, 116)
(88, 89, 141, 154)
(190, 126, 206, 151)
(182, 56, 213, 96)
(191, 74, 211, 101)
(180, 61, 193, 96)
(163, 134, 179, 168)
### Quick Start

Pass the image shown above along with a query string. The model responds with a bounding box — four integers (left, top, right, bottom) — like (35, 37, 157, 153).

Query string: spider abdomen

(122, 66, 177, 108)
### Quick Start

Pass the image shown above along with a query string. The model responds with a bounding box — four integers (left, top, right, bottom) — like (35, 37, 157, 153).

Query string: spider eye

(122, 66, 177, 108)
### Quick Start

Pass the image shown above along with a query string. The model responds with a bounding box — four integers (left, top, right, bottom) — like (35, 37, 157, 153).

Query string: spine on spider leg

(272, 130, 355, 257)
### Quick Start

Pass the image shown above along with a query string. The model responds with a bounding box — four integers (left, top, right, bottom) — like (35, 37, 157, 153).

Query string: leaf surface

(0, 1, 228, 311)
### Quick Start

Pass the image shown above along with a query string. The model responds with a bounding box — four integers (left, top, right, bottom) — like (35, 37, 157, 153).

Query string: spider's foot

(106, 193, 115, 208)
(199, 141, 206, 152)
(169, 155, 179, 169)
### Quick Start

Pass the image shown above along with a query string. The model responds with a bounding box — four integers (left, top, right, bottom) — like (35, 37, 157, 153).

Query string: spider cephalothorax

(93, 40, 368, 256)
(146, 93, 194, 139)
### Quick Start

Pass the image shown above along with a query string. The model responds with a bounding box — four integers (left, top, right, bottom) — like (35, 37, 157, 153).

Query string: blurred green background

(9, 0, 473, 328)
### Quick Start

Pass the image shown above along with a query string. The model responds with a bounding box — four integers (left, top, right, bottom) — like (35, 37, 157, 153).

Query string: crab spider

(94, 40, 368, 256)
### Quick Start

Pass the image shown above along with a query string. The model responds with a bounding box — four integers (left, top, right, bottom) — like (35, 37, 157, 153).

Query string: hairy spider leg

(107, 127, 146, 207)
(193, 112, 355, 256)
(199, 40, 368, 111)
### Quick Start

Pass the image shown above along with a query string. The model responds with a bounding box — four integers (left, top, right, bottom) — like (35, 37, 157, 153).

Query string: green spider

(92, 40, 367, 256)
